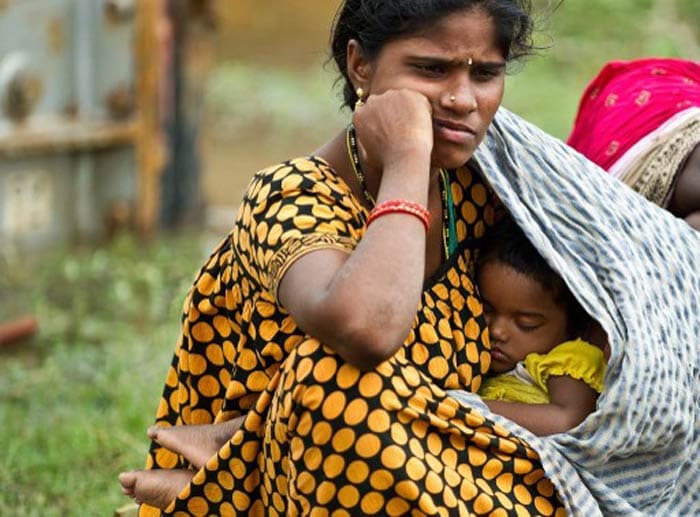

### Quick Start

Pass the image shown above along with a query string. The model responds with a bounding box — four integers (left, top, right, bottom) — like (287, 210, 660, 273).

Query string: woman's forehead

(381, 9, 501, 58)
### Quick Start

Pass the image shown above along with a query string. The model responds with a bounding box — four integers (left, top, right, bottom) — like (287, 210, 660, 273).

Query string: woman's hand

(278, 92, 435, 369)
(352, 88, 433, 180)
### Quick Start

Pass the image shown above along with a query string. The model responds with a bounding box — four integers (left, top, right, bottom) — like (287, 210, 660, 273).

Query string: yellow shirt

(479, 339, 607, 404)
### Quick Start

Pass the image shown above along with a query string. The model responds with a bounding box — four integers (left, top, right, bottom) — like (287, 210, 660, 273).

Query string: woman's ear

(346, 39, 372, 91)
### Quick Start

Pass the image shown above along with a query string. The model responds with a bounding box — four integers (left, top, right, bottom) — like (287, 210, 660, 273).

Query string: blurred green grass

(0, 233, 210, 515)
(1, 1, 698, 514)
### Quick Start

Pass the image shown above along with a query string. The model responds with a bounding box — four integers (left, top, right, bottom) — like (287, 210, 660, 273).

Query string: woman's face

(478, 261, 570, 374)
(359, 8, 506, 169)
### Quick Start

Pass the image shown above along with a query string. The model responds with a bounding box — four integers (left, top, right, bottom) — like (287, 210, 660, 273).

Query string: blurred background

(0, 0, 697, 514)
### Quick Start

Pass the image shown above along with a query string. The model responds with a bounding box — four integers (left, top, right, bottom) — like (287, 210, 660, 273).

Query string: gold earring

(467, 57, 473, 66)
(355, 87, 365, 108)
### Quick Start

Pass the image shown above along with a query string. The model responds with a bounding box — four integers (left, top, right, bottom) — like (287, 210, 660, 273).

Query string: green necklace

(346, 124, 457, 259)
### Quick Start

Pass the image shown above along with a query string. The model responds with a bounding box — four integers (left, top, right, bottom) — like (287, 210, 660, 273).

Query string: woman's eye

(415, 63, 446, 76)
(471, 68, 501, 82)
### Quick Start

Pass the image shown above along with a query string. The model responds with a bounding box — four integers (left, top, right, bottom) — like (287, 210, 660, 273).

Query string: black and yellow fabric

(140, 156, 565, 516)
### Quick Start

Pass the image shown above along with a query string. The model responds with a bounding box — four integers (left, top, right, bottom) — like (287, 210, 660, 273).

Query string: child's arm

(483, 375, 598, 436)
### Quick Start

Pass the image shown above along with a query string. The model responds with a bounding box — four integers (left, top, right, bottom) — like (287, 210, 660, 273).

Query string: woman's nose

(445, 75, 477, 112)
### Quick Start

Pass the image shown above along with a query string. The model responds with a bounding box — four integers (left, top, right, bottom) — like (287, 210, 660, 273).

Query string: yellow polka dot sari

(140, 156, 565, 516)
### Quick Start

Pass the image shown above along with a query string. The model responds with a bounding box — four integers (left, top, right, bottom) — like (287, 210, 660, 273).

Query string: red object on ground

(0, 316, 38, 346)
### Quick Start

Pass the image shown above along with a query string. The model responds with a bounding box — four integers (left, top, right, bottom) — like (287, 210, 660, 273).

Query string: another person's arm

(669, 143, 700, 231)
(484, 375, 599, 436)
(684, 211, 700, 230)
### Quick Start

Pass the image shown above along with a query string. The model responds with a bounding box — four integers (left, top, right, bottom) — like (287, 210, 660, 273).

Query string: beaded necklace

(346, 124, 376, 206)
(346, 124, 457, 259)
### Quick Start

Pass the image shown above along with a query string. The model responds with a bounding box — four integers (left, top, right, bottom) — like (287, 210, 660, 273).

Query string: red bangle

(366, 199, 432, 231)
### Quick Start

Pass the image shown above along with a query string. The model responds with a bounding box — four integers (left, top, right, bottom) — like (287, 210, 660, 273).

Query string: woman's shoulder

(246, 155, 351, 199)
(252, 156, 334, 183)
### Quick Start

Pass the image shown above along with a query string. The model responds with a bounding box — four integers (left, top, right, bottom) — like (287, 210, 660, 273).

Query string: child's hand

(582, 321, 609, 360)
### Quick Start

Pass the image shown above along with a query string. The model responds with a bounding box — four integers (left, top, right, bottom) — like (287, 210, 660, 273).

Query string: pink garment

(567, 58, 700, 171)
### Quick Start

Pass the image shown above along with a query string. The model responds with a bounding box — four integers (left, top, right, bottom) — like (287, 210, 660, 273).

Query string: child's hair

(478, 218, 589, 338)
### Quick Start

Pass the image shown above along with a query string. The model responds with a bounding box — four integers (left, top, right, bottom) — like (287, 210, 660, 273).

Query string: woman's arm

(278, 90, 435, 370)
(484, 375, 599, 436)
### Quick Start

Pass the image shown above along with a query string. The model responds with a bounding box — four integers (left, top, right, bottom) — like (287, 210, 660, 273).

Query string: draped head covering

(567, 58, 700, 206)
(469, 107, 700, 516)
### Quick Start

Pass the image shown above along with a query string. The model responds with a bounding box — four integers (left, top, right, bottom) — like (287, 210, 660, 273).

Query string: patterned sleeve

(232, 156, 366, 302)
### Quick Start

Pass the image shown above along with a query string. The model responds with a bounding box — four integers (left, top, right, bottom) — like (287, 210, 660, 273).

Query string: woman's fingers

(353, 88, 433, 172)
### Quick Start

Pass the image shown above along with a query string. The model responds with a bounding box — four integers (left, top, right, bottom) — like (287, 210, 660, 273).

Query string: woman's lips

(434, 119, 477, 145)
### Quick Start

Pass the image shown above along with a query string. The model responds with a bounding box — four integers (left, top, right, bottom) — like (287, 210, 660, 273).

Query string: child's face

(478, 261, 570, 374)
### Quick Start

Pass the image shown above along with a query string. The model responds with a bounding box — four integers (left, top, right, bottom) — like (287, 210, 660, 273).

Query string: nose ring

(449, 94, 456, 102)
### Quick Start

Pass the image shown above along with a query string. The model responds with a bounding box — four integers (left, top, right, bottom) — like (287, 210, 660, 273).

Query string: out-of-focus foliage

(205, 62, 346, 145)
(0, 232, 208, 515)
(677, 0, 700, 40)
(204, 0, 698, 142)
(503, 0, 699, 137)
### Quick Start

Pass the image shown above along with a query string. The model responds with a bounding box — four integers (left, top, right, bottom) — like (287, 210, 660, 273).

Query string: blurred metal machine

(0, 0, 163, 251)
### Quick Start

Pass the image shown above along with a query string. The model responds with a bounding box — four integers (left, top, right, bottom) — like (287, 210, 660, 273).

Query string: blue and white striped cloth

(462, 108, 699, 516)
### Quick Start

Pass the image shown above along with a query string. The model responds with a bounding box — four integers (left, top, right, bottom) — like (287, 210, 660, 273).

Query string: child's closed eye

(516, 321, 542, 333)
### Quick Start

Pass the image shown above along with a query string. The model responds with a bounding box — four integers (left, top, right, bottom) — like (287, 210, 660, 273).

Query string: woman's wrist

(381, 148, 432, 177)
(366, 199, 432, 231)
(375, 153, 432, 205)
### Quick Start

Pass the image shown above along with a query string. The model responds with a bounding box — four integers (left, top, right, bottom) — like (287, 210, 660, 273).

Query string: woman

(121, 1, 560, 514)
(120, 2, 700, 515)
(567, 57, 700, 230)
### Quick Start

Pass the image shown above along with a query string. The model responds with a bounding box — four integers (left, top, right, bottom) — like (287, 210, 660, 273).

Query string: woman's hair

(478, 218, 590, 338)
(331, 0, 536, 109)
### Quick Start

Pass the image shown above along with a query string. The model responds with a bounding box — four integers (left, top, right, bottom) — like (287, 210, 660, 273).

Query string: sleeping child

(474, 218, 607, 436)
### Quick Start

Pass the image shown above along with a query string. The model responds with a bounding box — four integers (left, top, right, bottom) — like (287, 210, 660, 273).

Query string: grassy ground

(0, 232, 210, 515)
(1, 1, 698, 515)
